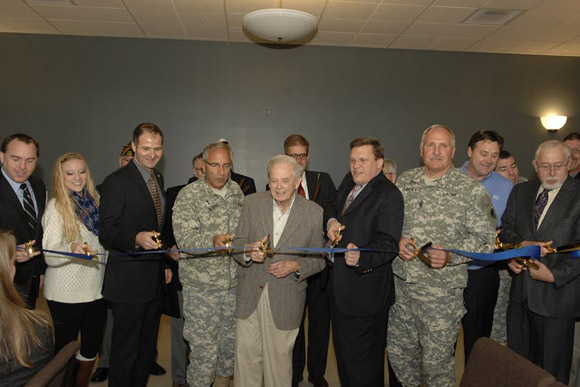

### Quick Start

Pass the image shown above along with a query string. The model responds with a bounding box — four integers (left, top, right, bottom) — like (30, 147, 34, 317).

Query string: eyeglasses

(537, 162, 568, 171)
(204, 160, 233, 170)
(286, 153, 308, 160)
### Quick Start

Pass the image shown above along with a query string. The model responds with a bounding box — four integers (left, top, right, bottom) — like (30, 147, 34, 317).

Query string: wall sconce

(541, 115, 567, 133)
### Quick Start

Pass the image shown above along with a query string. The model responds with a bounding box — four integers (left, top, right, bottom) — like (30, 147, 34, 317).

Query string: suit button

(259, 285, 264, 289)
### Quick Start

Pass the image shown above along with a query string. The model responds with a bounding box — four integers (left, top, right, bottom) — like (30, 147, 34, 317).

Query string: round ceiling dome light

(243, 9, 318, 42)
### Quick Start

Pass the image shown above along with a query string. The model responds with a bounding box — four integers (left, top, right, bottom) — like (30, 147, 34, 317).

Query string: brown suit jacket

(233, 191, 325, 330)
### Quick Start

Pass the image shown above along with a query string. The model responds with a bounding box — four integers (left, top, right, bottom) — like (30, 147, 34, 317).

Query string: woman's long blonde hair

(0, 231, 53, 368)
(51, 153, 99, 243)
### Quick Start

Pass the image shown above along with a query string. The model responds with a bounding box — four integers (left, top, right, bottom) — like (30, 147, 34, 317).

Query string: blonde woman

(42, 152, 107, 387)
(0, 230, 54, 386)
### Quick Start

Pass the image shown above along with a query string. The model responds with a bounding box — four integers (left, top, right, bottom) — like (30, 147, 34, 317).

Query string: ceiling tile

(173, 0, 224, 12)
(382, 0, 432, 5)
(225, 0, 276, 14)
(404, 22, 457, 36)
(310, 31, 357, 45)
(508, 40, 558, 53)
(506, 10, 570, 28)
(131, 9, 185, 37)
(226, 13, 244, 28)
(73, 0, 124, 7)
(0, 20, 16, 32)
(2, 17, 59, 33)
(545, 41, 580, 55)
(468, 36, 520, 51)
(361, 19, 409, 34)
(533, 0, 580, 12)
(351, 33, 398, 47)
(371, 3, 427, 21)
(416, 6, 477, 23)
(94, 21, 144, 37)
(285, 0, 332, 17)
(531, 25, 580, 42)
(318, 18, 366, 33)
(179, 11, 228, 39)
(390, 34, 439, 49)
(30, 4, 88, 20)
(487, 25, 545, 40)
(79, 7, 132, 22)
(447, 24, 500, 39)
(483, 0, 543, 10)
(323, 2, 379, 19)
(430, 36, 480, 50)
(50, 20, 100, 35)
(123, 0, 174, 11)
(434, 0, 488, 6)
(0, 2, 41, 18)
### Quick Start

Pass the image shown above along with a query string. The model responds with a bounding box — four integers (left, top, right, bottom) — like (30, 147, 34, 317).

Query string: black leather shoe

(150, 362, 166, 375)
(308, 375, 329, 387)
(90, 367, 109, 383)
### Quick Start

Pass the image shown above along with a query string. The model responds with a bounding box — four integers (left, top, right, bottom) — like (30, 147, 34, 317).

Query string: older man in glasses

(500, 140, 580, 384)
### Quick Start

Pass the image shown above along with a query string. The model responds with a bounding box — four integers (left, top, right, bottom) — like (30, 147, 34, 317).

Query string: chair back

(25, 341, 80, 387)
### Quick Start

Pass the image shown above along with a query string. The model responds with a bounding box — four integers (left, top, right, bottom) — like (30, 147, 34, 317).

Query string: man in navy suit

(501, 140, 580, 384)
(0, 133, 46, 309)
(327, 137, 404, 387)
(99, 123, 172, 387)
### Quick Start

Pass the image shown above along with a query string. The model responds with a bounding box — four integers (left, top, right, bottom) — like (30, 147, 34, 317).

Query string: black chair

(25, 341, 80, 387)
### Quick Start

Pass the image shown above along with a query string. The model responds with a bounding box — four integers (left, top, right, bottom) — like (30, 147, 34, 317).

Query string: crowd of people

(1, 125, 580, 387)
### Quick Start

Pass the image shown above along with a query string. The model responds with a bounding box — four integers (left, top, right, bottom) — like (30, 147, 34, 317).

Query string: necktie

(150, 173, 163, 228)
(20, 183, 37, 235)
(533, 189, 549, 230)
(342, 185, 361, 214)
(297, 183, 306, 198)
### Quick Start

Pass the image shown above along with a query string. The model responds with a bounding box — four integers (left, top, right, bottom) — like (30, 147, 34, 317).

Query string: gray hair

(383, 158, 397, 173)
(267, 155, 302, 181)
(535, 140, 571, 160)
(202, 142, 233, 162)
(420, 124, 456, 149)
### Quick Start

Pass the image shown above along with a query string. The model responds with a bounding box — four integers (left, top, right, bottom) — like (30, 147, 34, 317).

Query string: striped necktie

(342, 185, 361, 214)
(20, 183, 37, 235)
(297, 183, 306, 198)
(149, 173, 163, 228)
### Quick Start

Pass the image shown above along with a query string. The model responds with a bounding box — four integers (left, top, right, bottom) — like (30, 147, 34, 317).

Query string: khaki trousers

(234, 284, 299, 387)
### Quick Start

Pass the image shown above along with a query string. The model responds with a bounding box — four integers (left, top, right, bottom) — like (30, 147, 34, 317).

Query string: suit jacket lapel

(127, 161, 156, 216)
(276, 196, 304, 249)
(260, 194, 274, 243)
(537, 178, 575, 234)
(524, 180, 541, 236)
(0, 173, 32, 228)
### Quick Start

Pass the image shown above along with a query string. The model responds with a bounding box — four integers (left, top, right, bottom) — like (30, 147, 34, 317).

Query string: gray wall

(2, 33, 579, 191)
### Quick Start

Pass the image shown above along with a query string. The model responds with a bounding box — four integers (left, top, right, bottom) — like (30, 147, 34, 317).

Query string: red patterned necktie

(297, 183, 306, 198)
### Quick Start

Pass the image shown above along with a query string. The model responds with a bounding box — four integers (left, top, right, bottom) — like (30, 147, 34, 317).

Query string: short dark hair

(498, 150, 512, 160)
(350, 137, 384, 160)
(132, 123, 163, 145)
(563, 132, 580, 142)
(467, 130, 504, 150)
(192, 152, 202, 167)
(1, 134, 39, 157)
(284, 134, 309, 154)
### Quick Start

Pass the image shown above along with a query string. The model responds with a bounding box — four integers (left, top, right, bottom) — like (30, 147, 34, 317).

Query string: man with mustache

(500, 140, 580, 384)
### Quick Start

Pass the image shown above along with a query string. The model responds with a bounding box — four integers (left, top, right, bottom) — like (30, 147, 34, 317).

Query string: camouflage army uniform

(387, 166, 496, 387)
(172, 178, 244, 387)
(490, 268, 511, 344)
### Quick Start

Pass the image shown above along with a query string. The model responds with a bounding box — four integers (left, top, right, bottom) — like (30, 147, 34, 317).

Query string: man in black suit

(0, 133, 46, 309)
(326, 137, 404, 387)
(564, 132, 580, 180)
(279, 134, 336, 387)
(99, 123, 172, 387)
(501, 140, 580, 384)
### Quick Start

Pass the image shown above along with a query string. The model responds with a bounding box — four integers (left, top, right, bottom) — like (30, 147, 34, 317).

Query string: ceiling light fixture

(243, 2, 318, 43)
(541, 115, 567, 133)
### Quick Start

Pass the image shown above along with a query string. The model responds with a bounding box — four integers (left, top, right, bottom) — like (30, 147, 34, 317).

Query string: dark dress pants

(328, 267, 387, 387)
(292, 269, 331, 382)
(462, 265, 499, 362)
(507, 300, 575, 384)
(109, 283, 164, 387)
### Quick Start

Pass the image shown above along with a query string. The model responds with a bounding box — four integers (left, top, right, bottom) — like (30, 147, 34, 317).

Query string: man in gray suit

(501, 140, 580, 384)
(233, 154, 325, 387)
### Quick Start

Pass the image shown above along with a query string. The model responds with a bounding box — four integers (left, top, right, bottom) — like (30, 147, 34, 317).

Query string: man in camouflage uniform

(387, 124, 497, 387)
(172, 141, 245, 387)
